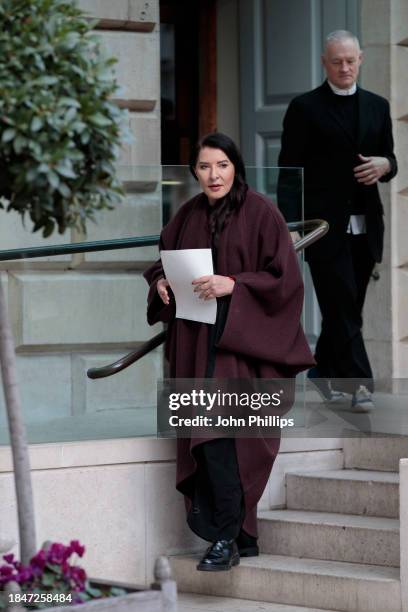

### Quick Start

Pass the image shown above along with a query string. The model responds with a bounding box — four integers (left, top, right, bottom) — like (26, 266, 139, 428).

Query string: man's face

(322, 38, 362, 89)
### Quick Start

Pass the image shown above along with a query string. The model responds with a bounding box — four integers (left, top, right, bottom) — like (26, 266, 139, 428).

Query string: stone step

(286, 469, 399, 518)
(178, 593, 342, 612)
(343, 436, 408, 472)
(171, 554, 401, 612)
(258, 509, 399, 567)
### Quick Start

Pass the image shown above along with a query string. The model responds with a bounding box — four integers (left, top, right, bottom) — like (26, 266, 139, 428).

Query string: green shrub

(0, 0, 126, 237)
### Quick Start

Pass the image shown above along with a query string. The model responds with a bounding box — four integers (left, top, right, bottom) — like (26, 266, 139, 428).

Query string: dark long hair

(189, 132, 248, 242)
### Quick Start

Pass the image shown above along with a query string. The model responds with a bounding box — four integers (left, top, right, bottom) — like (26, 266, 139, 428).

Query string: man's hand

(157, 277, 170, 304)
(354, 154, 391, 185)
(192, 275, 235, 300)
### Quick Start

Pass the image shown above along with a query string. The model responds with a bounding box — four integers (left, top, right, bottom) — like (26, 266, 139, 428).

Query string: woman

(144, 133, 314, 572)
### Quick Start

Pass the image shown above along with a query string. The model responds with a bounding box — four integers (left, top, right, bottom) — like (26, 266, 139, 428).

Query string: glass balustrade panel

(0, 165, 306, 444)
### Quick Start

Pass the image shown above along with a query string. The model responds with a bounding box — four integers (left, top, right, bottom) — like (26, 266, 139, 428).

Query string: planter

(4, 557, 177, 612)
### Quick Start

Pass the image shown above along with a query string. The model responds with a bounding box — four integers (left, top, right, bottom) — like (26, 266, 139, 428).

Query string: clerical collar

(327, 80, 357, 96)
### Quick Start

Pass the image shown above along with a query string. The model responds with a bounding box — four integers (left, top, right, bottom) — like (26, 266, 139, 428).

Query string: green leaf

(71, 64, 85, 78)
(65, 32, 80, 46)
(109, 587, 128, 597)
(33, 75, 59, 86)
(13, 135, 27, 153)
(89, 113, 112, 127)
(31, 116, 43, 132)
(0, 116, 15, 126)
(48, 170, 60, 189)
(55, 164, 76, 179)
(28, 140, 42, 157)
(43, 219, 55, 238)
(71, 120, 86, 133)
(58, 96, 81, 108)
(45, 14, 58, 37)
(76, 591, 90, 603)
(47, 170, 60, 189)
(64, 106, 77, 122)
(57, 182, 71, 198)
(26, 167, 39, 182)
(96, 68, 114, 82)
(80, 131, 90, 144)
(66, 149, 84, 161)
(86, 586, 103, 598)
(41, 570, 56, 586)
(2, 127, 16, 142)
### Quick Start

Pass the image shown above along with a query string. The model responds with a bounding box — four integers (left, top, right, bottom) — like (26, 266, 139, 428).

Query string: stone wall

(0, 0, 162, 435)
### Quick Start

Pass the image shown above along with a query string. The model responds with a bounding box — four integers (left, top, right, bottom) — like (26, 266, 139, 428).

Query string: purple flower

(47, 542, 67, 565)
(0, 565, 16, 587)
(30, 548, 46, 570)
(15, 566, 33, 584)
(0, 540, 88, 596)
(66, 565, 87, 591)
(61, 560, 69, 575)
(69, 540, 85, 558)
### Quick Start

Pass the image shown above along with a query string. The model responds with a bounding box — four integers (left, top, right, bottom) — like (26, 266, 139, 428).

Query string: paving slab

(178, 593, 341, 612)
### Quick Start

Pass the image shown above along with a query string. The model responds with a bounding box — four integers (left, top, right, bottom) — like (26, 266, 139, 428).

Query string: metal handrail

(0, 221, 327, 262)
(288, 219, 329, 252)
(86, 219, 328, 380)
(87, 331, 167, 380)
(0, 235, 160, 261)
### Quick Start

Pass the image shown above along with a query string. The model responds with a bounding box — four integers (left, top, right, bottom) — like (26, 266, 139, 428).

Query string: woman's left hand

(192, 275, 235, 300)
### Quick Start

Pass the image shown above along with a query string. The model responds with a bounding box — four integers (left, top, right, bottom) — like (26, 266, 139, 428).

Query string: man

(278, 30, 397, 412)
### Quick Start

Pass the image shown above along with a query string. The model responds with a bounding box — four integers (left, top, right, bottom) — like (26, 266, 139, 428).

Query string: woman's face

(195, 147, 235, 205)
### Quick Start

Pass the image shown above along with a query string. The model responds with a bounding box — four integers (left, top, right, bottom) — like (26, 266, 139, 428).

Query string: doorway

(160, 0, 217, 164)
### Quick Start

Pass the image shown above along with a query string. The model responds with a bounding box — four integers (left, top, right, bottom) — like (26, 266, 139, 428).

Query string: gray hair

(324, 30, 361, 54)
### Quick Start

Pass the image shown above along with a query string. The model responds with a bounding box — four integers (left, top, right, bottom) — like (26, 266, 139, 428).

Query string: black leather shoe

(196, 539, 240, 571)
(236, 530, 259, 557)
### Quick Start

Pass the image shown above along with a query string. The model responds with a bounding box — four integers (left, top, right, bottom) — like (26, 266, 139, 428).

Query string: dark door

(160, 0, 217, 164)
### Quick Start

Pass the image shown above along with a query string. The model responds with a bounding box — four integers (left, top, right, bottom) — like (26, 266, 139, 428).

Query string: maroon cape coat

(144, 188, 314, 537)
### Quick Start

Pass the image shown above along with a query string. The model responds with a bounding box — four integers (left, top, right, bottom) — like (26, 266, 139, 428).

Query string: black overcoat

(144, 188, 314, 537)
(278, 81, 397, 262)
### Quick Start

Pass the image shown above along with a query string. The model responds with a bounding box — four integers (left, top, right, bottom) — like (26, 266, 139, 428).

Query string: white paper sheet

(160, 249, 217, 324)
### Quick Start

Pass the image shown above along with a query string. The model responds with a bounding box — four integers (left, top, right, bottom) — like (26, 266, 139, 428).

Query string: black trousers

(188, 438, 244, 542)
(308, 234, 375, 393)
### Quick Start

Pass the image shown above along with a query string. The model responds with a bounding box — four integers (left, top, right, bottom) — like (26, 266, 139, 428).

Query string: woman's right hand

(157, 277, 170, 305)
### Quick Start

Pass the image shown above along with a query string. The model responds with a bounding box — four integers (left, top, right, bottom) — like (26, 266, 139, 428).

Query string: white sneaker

(351, 385, 374, 413)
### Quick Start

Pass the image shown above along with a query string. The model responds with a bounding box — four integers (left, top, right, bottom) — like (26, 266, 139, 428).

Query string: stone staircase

(171, 437, 408, 612)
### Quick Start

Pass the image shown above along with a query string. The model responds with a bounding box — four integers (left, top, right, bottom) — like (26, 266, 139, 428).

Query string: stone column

(360, 0, 408, 381)
(400, 457, 408, 611)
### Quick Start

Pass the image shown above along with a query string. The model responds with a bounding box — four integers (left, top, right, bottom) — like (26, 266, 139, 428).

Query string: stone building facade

(1, 0, 408, 598)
